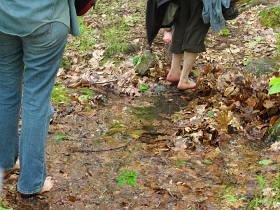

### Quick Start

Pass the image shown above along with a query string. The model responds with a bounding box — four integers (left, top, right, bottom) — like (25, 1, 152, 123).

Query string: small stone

(243, 58, 279, 77)
(135, 50, 156, 76)
(122, 42, 140, 54)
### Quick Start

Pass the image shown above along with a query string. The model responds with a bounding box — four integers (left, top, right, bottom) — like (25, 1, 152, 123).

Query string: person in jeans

(0, 0, 79, 194)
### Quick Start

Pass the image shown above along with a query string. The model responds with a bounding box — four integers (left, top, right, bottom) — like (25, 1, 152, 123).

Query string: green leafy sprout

(268, 77, 280, 95)
(117, 170, 139, 187)
(202, 160, 212, 165)
(248, 169, 280, 209)
(242, 61, 250, 66)
(177, 159, 186, 166)
(52, 83, 71, 103)
(173, 114, 180, 119)
(218, 28, 230, 36)
(207, 111, 215, 118)
(131, 55, 142, 66)
(53, 135, 67, 141)
(259, 159, 273, 166)
(140, 84, 149, 92)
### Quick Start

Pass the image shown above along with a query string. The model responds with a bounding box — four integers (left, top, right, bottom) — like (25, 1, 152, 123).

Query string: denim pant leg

(18, 22, 68, 194)
(0, 32, 24, 170)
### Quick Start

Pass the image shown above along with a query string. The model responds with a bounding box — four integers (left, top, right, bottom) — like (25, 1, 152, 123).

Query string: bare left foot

(167, 69, 181, 82)
(177, 79, 196, 90)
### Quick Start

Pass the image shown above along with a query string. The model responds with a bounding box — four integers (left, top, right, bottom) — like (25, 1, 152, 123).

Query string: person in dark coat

(164, 0, 210, 90)
(147, 0, 238, 90)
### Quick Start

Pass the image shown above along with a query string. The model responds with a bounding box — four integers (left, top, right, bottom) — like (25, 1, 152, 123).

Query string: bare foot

(163, 31, 172, 43)
(38, 176, 54, 194)
(14, 159, 20, 169)
(167, 68, 181, 82)
(177, 79, 196, 90)
(3, 159, 20, 178)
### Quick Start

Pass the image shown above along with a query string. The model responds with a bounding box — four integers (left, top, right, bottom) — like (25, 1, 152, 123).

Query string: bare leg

(167, 53, 183, 82)
(177, 52, 197, 90)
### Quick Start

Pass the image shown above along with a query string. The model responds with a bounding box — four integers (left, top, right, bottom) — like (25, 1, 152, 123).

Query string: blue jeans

(0, 22, 68, 194)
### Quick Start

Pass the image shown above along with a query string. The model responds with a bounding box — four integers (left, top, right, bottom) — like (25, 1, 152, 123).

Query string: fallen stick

(70, 143, 129, 153)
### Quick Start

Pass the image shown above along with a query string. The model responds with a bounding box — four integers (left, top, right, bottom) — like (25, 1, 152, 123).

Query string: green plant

(53, 135, 67, 141)
(225, 194, 238, 202)
(226, 63, 232, 67)
(52, 83, 71, 103)
(249, 170, 280, 209)
(104, 23, 127, 56)
(242, 61, 250, 66)
(78, 95, 92, 101)
(218, 28, 230, 36)
(245, 41, 257, 47)
(177, 160, 186, 166)
(78, 89, 94, 105)
(207, 111, 215, 118)
(79, 89, 94, 96)
(254, 36, 265, 42)
(257, 174, 266, 190)
(140, 84, 149, 92)
(173, 114, 180, 119)
(70, 18, 95, 52)
(136, 2, 144, 7)
(117, 170, 139, 187)
(259, 159, 273, 166)
(131, 56, 142, 66)
(112, 123, 122, 128)
(268, 77, 280, 95)
(202, 160, 212, 165)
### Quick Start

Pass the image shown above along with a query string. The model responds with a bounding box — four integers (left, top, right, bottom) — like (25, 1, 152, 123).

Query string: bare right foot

(38, 176, 54, 194)
(167, 68, 181, 82)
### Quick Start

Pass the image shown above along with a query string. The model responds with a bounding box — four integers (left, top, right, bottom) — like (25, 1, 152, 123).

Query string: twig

(71, 143, 129, 153)
(70, 79, 117, 88)
(90, 79, 117, 85)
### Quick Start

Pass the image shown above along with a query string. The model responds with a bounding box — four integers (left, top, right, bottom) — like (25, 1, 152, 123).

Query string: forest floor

(1, 0, 280, 209)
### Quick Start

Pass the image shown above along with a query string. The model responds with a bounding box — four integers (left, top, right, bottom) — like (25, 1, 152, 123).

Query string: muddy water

(1, 92, 275, 209)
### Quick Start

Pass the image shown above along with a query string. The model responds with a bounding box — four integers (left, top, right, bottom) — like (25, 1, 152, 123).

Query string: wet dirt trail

(1, 1, 280, 209)
(1, 86, 278, 210)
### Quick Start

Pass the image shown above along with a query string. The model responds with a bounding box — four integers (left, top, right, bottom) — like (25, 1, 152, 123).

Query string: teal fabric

(202, 0, 231, 32)
(0, 0, 80, 36)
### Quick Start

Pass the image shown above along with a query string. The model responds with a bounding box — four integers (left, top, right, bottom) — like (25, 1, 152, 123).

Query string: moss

(259, 5, 280, 29)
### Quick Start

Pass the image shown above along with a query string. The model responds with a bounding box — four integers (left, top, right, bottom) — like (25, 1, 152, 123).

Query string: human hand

(163, 30, 172, 43)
